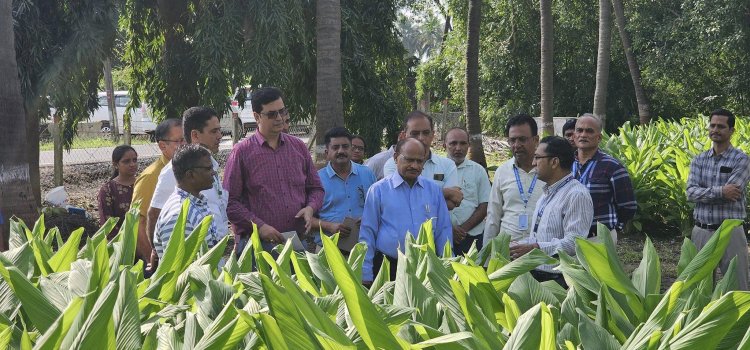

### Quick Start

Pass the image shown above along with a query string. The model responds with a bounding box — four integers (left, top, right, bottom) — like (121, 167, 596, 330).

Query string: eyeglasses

(533, 155, 556, 160)
(160, 138, 185, 143)
(259, 107, 289, 119)
(508, 136, 530, 145)
(351, 146, 365, 152)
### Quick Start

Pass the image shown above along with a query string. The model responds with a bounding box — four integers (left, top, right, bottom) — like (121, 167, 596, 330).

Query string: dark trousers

(372, 251, 399, 281)
(454, 234, 483, 255)
(530, 269, 568, 289)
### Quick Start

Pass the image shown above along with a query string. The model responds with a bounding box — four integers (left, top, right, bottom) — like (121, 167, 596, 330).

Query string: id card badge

(518, 213, 529, 230)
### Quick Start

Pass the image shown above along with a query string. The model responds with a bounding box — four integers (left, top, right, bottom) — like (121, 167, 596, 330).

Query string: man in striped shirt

(687, 109, 750, 290)
(573, 114, 636, 243)
(510, 136, 593, 288)
(153, 144, 219, 258)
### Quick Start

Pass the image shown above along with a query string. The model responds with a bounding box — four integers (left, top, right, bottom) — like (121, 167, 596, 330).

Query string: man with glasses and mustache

(224, 87, 324, 254)
(687, 108, 750, 290)
(510, 136, 592, 288)
(153, 144, 220, 259)
(484, 114, 546, 246)
(573, 114, 636, 243)
(132, 119, 184, 269)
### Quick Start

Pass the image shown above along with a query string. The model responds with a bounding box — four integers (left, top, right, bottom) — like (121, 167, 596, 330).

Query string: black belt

(695, 221, 720, 230)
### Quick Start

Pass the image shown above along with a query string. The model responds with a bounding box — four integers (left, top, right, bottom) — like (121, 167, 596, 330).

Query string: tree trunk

(539, 0, 554, 136)
(593, 0, 612, 124)
(611, 0, 651, 124)
(0, 0, 38, 249)
(465, 0, 486, 167)
(314, 0, 344, 165)
(104, 58, 120, 143)
(51, 114, 63, 186)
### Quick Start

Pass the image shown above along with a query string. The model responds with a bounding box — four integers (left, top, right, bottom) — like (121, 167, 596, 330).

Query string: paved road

(40, 134, 310, 167)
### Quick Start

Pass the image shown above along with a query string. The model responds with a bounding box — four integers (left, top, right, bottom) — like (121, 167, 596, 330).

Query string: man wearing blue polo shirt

(361, 138, 453, 284)
(312, 127, 377, 247)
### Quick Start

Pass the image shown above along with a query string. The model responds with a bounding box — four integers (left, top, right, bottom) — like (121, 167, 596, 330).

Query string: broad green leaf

(33, 296, 84, 350)
(575, 236, 641, 297)
(0, 263, 60, 333)
(450, 279, 504, 348)
(577, 309, 620, 350)
(69, 278, 119, 349)
(320, 234, 407, 349)
(488, 248, 556, 292)
(713, 257, 739, 299)
(48, 228, 84, 273)
(676, 238, 697, 276)
(504, 303, 556, 350)
(632, 236, 661, 297)
(665, 292, 750, 349)
(677, 219, 742, 289)
(113, 270, 141, 350)
(116, 207, 140, 267)
(259, 269, 318, 350)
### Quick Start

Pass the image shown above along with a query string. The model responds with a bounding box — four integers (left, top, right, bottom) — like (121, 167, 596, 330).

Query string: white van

(221, 88, 257, 135)
(90, 91, 156, 135)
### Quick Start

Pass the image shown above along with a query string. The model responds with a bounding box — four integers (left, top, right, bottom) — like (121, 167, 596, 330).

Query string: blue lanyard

(533, 176, 573, 233)
(573, 160, 596, 186)
(513, 165, 537, 208)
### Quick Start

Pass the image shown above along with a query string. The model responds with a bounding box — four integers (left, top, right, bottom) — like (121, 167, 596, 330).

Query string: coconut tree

(593, 0, 612, 124)
(0, 0, 37, 250)
(612, 0, 651, 124)
(465, 0, 486, 167)
(314, 0, 344, 163)
(539, 0, 554, 136)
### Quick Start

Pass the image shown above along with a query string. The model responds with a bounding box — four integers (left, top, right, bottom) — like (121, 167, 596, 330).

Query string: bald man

(573, 114, 636, 243)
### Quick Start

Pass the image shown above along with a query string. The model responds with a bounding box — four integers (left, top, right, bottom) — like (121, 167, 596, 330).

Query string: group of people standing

(95, 88, 749, 290)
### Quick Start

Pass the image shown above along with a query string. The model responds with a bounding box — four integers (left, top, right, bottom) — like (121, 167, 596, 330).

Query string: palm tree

(0, 0, 38, 249)
(314, 0, 344, 163)
(465, 0, 486, 167)
(539, 0, 554, 136)
(612, 0, 651, 124)
(593, 0, 612, 124)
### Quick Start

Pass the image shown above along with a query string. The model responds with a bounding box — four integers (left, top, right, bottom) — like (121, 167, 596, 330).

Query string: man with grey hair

(573, 114, 636, 243)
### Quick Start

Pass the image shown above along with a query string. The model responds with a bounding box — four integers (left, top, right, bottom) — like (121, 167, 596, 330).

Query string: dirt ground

(39, 137, 684, 286)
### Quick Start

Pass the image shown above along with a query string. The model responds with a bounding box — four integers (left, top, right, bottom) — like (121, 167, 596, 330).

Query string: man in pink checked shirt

(223, 87, 324, 253)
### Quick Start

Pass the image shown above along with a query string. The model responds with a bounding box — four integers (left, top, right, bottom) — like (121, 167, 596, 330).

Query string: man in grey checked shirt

(510, 136, 593, 288)
(687, 108, 750, 290)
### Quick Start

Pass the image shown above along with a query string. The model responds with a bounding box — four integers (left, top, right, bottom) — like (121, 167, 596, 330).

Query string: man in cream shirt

(484, 114, 545, 244)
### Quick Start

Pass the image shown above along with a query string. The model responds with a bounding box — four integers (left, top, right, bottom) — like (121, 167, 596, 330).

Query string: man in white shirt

(444, 127, 491, 253)
(383, 111, 463, 209)
(148, 107, 229, 266)
(510, 136, 593, 288)
(484, 114, 545, 244)
(365, 145, 394, 180)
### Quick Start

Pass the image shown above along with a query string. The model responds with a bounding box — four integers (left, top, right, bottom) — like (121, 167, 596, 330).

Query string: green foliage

(1, 202, 750, 348)
(600, 115, 750, 235)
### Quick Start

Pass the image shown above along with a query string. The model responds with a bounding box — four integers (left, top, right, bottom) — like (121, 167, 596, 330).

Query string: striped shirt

(153, 188, 219, 258)
(687, 146, 750, 224)
(520, 174, 593, 273)
(573, 150, 636, 234)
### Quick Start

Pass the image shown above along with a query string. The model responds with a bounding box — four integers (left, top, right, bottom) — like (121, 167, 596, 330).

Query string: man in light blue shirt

(360, 138, 453, 283)
(312, 127, 377, 246)
(382, 111, 463, 209)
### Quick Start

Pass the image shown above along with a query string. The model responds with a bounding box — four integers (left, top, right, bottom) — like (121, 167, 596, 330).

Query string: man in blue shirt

(312, 127, 377, 247)
(360, 138, 453, 284)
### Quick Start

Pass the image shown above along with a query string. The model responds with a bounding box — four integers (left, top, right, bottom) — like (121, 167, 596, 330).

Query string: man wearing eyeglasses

(153, 144, 220, 258)
(148, 107, 228, 269)
(510, 136, 592, 288)
(484, 114, 546, 246)
(131, 119, 184, 267)
(351, 135, 366, 164)
(573, 114, 636, 243)
(224, 87, 324, 254)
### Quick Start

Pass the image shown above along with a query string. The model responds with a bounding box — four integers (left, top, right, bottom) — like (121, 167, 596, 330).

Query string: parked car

(221, 87, 257, 135)
(90, 91, 156, 135)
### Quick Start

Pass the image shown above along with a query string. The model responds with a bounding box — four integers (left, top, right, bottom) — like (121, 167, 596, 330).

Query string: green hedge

(601, 116, 750, 236)
(1, 202, 750, 348)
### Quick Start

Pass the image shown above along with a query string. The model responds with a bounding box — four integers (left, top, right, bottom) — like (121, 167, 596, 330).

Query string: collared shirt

(223, 132, 324, 237)
(317, 161, 377, 242)
(383, 151, 459, 188)
(153, 188, 219, 258)
(132, 155, 169, 217)
(573, 149, 636, 233)
(360, 173, 453, 281)
(365, 146, 395, 180)
(687, 146, 750, 224)
(521, 174, 593, 273)
(150, 155, 229, 239)
(484, 158, 545, 243)
(450, 159, 491, 237)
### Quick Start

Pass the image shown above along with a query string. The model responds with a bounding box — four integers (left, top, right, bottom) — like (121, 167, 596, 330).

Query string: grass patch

(40, 136, 152, 151)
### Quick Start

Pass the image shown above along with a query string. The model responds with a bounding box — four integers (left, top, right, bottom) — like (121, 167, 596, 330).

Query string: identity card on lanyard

(573, 160, 596, 186)
(513, 165, 537, 230)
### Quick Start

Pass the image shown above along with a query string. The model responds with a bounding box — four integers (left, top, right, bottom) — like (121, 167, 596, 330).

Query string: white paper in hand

(280, 231, 305, 251)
